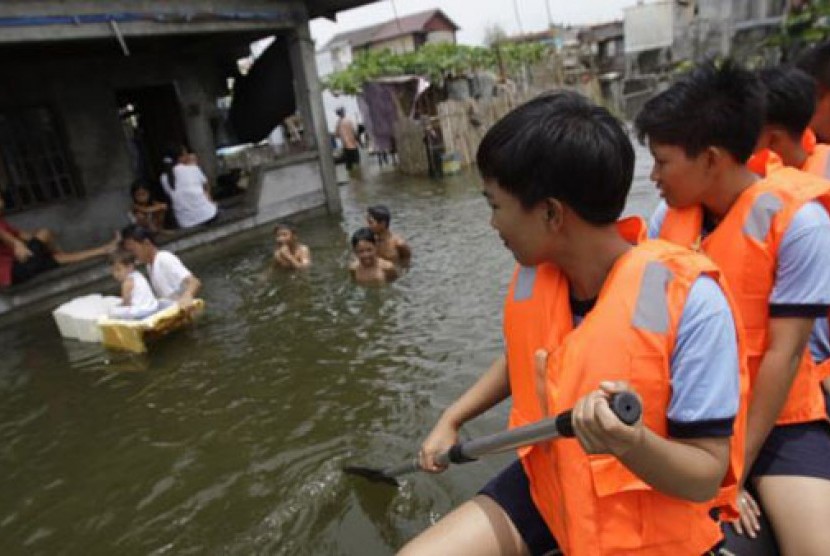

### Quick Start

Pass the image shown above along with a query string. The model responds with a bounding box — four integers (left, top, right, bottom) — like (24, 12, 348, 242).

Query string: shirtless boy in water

(366, 205, 411, 265)
(349, 227, 397, 285)
(273, 223, 311, 270)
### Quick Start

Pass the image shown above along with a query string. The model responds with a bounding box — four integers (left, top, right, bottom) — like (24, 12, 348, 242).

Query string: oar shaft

(435, 415, 565, 466)
(380, 392, 640, 480)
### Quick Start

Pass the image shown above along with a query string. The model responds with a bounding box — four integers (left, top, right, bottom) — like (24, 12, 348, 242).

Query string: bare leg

(755, 475, 830, 556)
(33, 228, 55, 247)
(52, 232, 119, 265)
(398, 495, 531, 556)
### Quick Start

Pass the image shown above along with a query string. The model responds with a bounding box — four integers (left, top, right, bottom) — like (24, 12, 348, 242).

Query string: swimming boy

(273, 223, 311, 270)
(402, 91, 745, 556)
(108, 249, 159, 319)
(121, 224, 201, 309)
(349, 227, 397, 285)
(366, 205, 411, 265)
(636, 60, 830, 555)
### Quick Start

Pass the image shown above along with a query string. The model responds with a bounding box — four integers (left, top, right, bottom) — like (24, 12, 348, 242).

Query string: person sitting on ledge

(120, 224, 201, 309)
(0, 196, 119, 287)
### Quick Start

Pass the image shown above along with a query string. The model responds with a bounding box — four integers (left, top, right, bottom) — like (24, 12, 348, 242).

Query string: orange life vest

(659, 169, 830, 424)
(748, 129, 830, 179)
(504, 229, 747, 555)
(505, 217, 648, 435)
(747, 136, 830, 382)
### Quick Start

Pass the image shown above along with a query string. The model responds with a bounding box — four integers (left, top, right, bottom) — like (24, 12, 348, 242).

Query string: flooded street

(0, 143, 659, 555)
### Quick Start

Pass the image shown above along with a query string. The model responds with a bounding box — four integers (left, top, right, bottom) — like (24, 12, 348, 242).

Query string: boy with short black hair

(637, 59, 830, 555)
(402, 90, 746, 556)
(748, 66, 830, 178)
(796, 41, 830, 143)
(349, 227, 397, 285)
(121, 224, 201, 309)
(366, 204, 411, 264)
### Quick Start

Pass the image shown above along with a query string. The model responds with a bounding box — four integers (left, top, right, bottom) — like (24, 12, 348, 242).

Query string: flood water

(0, 143, 659, 555)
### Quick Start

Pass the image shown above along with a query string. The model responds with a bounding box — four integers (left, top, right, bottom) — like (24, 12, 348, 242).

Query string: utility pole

(545, 0, 553, 29)
(390, 0, 402, 33)
(513, 0, 525, 35)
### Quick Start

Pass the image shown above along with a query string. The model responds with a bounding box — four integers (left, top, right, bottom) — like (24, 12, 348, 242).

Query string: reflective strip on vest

(514, 266, 536, 301)
(823, 153, 830, 179)
(632, 261, 672, 333)
(743, 193, 783, 240)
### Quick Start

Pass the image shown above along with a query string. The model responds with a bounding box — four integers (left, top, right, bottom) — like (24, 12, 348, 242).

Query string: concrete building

(317, 8, 458, 61)
(621, 0, 787, 117)
(0, 0, 375, 318)
(624, 0, 787, 76)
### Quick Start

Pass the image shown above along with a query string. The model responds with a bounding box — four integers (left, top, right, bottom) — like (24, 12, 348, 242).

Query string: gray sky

(311, 0, 640, 48)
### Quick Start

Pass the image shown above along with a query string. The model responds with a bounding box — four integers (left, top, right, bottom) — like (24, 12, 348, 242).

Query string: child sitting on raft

(273, 223, 311, 270)
(349, 227, 397, 285)
(108, 249, 159, 319)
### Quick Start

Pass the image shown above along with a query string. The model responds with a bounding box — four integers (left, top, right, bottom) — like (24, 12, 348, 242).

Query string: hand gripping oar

(344, 392, 641, 487)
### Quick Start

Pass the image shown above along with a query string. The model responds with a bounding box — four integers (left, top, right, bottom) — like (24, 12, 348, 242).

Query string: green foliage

(323, 42, 550, 95)
(766, 0, 830, 60)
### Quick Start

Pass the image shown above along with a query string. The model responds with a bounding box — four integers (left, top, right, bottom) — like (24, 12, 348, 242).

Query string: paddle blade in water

(342, 466, 400, 487)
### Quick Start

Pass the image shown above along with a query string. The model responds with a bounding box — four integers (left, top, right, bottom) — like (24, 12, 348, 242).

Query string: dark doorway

(116, 84, 189, 185)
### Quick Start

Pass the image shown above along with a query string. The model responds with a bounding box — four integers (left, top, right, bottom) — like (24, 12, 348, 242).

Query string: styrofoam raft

(52, 294, 122, 343)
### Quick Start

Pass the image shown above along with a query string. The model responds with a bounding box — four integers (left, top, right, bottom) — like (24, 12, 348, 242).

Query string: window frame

(0, 104, 83, 214)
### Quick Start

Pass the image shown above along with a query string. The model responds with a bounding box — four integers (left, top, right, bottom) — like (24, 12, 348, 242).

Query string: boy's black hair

(759, 66, 817, 138)
(274, 222, 295, 234)
(121, 224, 156, 245)
(109, 249, 137, 266)
(130, 179, 152, 196)
(476, 90, 633, 225)
(796, 41, 830, 91)
(634, 59, 765, 163)
(351, 227, 376, 248)
(367, 204, 391, 227)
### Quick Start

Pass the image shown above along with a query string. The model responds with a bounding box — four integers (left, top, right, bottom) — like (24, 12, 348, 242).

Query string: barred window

(0, 107, 80, 212)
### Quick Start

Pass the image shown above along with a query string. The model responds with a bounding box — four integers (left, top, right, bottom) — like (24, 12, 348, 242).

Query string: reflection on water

(0, 145, 658, 555)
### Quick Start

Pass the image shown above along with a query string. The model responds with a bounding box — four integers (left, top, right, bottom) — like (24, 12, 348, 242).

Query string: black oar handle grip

(555, 391, 641, 438)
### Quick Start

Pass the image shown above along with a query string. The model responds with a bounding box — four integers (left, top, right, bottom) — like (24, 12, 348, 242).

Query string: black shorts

(478, 460, 559, 556)
(719, 482, 780, 556)
(11, 239, 58, 284)
(344, 148, 360, 169)
(749, 421, 830, 480)
(481, 460, 725, 556)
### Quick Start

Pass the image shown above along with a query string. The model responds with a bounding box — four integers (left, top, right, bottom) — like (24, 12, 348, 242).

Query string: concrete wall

(426, 30, 455, 45)
(256, 155, 325, 216)
(369, 35, 415, 54)
(316, 43, 354, 77)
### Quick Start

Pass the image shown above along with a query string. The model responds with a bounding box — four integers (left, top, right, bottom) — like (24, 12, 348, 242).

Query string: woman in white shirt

(160, 146, 218, 229)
